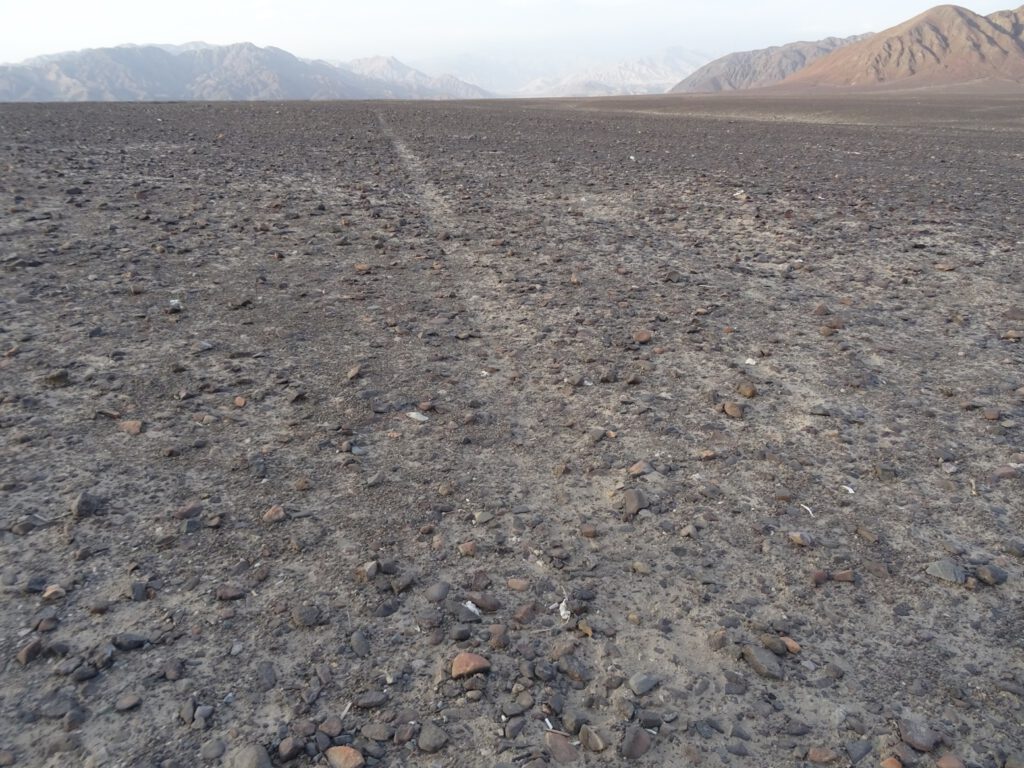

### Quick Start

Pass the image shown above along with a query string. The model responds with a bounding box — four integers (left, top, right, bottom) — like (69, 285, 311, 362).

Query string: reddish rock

(451, 652, 491, 679)
(263, 505, 286, 523)
(119, 419, 143, 435)
(723, 401, 745, 419)
(806, 746, 841, 764)
(325, 746, 365, 768)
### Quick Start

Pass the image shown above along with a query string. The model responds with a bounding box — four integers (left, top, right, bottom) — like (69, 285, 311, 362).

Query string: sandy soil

(1, 93, 1022, 768)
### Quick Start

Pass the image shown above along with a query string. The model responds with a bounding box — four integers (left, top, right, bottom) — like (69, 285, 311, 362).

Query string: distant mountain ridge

(671, 35, 870, 93)
(783, 4, 1024, 87)
(518, 48, 710, 97)
(341, 56, 488, 100)
(0, 42, 489, 102)
(672, 3, 1024, 92)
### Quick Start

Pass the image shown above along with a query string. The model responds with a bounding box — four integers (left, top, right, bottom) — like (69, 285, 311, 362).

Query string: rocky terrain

(1, 93, 1023, 768)
(784, 4, 1024, 87)
(671, 36, 869, 93)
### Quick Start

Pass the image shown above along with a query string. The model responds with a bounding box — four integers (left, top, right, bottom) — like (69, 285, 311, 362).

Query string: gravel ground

(1, 93, 1022, 768)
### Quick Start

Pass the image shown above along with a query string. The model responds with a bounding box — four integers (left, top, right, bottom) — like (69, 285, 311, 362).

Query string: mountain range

(783, 4, 1024, 87)
(674, 3, 1024, 91)
(3, 4, 1024, 102)
(672, 35, 871, 93)
(519, 48, 710, 97)
(0, 43, 489, 102)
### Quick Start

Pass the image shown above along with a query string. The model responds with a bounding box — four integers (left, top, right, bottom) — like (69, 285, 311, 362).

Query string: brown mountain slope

(670, 35, 869, 93)
(783, 4, 1024, 87)
(988, 5, 1024, 36)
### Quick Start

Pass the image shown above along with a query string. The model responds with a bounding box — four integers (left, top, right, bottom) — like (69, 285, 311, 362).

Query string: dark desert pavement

(1, 94, 1023, 767)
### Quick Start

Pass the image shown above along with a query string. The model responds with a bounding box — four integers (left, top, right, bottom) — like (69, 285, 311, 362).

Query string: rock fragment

(742, 645, 784, 679)
(621, 726, 653, 759)
(417, 722, 449, 753)
(976, 564, 1007, 585)
(325, 746, 365, 768)
(579, 725, 607, 752)
(623, 489, 649, 518)
(452, 652, 490, 678)
(627, 672, 660, 696)
(225, 744, 272, 768)
(926, 559, 965, 584)
(545, 731, 579, 763)
(898, 717, 939, 752)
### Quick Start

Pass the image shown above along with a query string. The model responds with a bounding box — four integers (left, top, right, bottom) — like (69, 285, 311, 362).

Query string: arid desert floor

(1, 92, 1022, 768)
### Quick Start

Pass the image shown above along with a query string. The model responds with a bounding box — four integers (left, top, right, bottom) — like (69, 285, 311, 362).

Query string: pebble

(70, 491, 102, 518)
(361, 723, 394, 741)
(291, 605, 322, 627)
(545, 731, 579, 763)
(16, 638, 43, 666)
(425, 581, 451, 602)
(256, 661, 276, 691)
(278, 737, 302, 761)
(355, 691, 387, 708)
(627, 672, 660, 696)
(112, 633, 147, 651)
(216, 585, 245, 601)
(0, 751, 13, 766)
(846, 740, 872, 764)
(320, 715, 344, 737)
(325, 746, 365, 768)
(579, 725, 607, 752)
(350, 629, 370, 657)
(742, 645, 784, 680)
(42, 584, 66, 601)
(623, 489, 649, 517)
(119, 419, 143, 435)
(935, 755, 966, 768)
(417, 721, 449, 753)
(620, 726, 653, 759)
(898, 717, 939, 752)
(807, 746, 841, 764)
(225, 744, 272, 768)
(200, 739, 226, 760)
(632, 329, 653, 344)
(976, 564, 1007, 585)
(788, 531, 814, 547)
(926, 559, 965, 584)
(262, 505, 286, 523)
(452, 652, 490, 678)
(115, 693, 141, 712)
(723, 401, 745, 419)
(628, 460, 653, 476)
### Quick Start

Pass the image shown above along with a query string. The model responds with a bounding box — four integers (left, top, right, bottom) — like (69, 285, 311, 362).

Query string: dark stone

(621, 726, 653, 759)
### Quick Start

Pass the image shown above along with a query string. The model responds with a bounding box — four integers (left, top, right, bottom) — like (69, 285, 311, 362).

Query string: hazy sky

(0, 0, 1011, 67)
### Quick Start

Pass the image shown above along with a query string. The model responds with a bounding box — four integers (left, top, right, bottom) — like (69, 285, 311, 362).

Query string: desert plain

(0, 91, 1022, 768)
